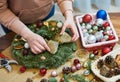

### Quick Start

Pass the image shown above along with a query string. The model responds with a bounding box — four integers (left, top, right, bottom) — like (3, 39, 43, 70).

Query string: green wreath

(11, 20, 77, 69)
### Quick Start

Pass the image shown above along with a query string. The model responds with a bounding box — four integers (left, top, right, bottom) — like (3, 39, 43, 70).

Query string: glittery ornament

(83, 69, 90, 75)
(51, 71, 58, 77)
(20, 66, 26, 73)
(24, 43, 29, 49)
(75, 63, 82, 70)
(87, 35, 96, 44)
(73, 59, 80, 65)
(108, 35, 115, 40)
(104, 35, 109, 40)
(89, 53, 95, 60)
(96, 10, 107, 20)
(57, 21, 63, 28)
(96, 18, 104, 26)
(103, 21, 110, 28)
(88, 29, 93, 33)
(93, 25, 98, 31)
(37, 21, 43, 27)
(40, 68, 47, 76)
(71, 66, 77, 73)
(83, 14, 92, 23)
(102, 47, 111, 55)
(95, 32, 103, 41)
(86, 24, 92, 29)
(106, 26, 111, 31)
(23, 49, 28, 55)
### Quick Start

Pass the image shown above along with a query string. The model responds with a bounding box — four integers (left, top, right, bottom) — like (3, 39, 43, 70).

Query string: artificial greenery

(69, 74, 90, 82)
(11, 20, 77, 69)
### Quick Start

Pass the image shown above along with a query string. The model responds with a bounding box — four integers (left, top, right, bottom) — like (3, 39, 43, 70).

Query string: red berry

(40, 68, 47, 76)
(83, 14, 92, 23)
(102, 47, 111, 55)
(103, 22, 110, 28)
(73, 59, 80, 65)
(20, 66, 26, 73)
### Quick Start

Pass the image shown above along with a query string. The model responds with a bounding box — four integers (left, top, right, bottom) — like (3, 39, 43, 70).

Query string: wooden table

(0, 13, 120, 82)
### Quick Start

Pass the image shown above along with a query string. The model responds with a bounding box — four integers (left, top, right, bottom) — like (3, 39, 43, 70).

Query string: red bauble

(83, 14, 92, 23)
(102, 47, 111, 55)
(103, 22, 110, 28)
(37, 21, 43, 27)
(108, 35, 115, 40)
(20, 66, 26, 73)
(73, 59, 80, 65)
(40, 68, 47, 76)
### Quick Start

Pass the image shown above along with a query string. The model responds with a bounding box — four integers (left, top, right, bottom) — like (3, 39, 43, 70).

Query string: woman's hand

(26, 33, 50, 54)
(61, 11, 79, 41)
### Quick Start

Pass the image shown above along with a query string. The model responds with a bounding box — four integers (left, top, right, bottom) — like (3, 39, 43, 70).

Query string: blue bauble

(96, 10, 107, 20)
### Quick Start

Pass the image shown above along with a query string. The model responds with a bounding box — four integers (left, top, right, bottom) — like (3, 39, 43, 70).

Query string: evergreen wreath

(11, 20, 77, 69)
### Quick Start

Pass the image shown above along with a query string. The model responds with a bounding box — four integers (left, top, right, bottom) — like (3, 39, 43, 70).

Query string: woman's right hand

(26, 33, 50, 54)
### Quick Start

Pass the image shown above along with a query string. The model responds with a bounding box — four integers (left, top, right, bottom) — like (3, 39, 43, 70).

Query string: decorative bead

(57, 21, 63, 28)
(96, 18, 104, 26)
(96, 9, 107, 20)
(89, 53, 95, 60)
(86, 24, 92, 29)
(40, 68, 47, 76)
(75, 63, 82, 70)
(83, 14, 92, 23)
(87, 35, 96, 44)
(88, 29, 93, 33)
(71, 66, 77, 73)
(81, 23, 86, 26)
(51, 71, 58, 77)
(83, 69, 90, 75)
(106, 26, 111, 31)
(24, 43, 29, 49)
(104, 35, 109, 40)
(73, 59, 80, 65)
(93, 25, 98, 31)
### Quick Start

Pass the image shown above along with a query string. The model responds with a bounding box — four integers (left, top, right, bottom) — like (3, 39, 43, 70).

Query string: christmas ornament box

(76, 13, 119, 51)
